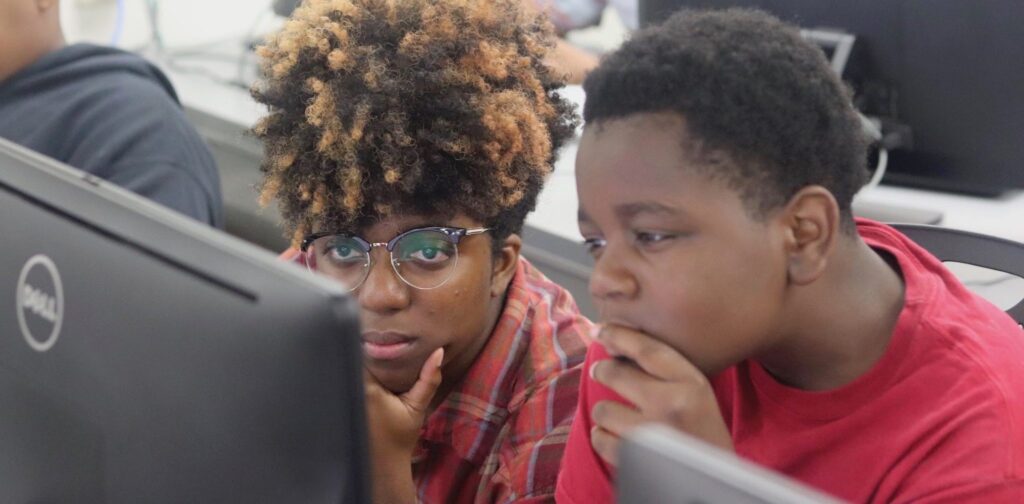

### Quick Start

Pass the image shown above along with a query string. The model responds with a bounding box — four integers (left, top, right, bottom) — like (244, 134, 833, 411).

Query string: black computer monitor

(0, 138, 370, 503)
(637, 0, 1024, 196)
(618, 425, 845, 503)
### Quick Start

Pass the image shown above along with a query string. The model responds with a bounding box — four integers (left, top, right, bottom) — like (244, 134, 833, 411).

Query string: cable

(135, 1, 267, 90)
(143, 0, 164, 52)
(864, 147, 888, 191)
(109, 0, 126, 47)
(858, 112, 888, 193)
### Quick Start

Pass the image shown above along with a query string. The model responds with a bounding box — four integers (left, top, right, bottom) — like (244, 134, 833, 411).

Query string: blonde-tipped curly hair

(252, 0, 578, 248)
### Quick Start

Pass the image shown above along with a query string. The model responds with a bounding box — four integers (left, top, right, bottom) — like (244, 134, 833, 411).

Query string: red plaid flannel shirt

(412, 257, 592, 503)
(281, 250, 592, 502)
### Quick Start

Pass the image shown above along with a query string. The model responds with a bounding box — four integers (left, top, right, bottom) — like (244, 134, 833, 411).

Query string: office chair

(890, 223, 1024, 325)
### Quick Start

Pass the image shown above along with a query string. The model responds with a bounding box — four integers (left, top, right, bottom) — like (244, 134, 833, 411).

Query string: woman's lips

(362, 331, 417, 361)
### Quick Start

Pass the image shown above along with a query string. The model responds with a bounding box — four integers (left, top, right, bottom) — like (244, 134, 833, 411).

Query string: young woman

(252, 1, 591, 502)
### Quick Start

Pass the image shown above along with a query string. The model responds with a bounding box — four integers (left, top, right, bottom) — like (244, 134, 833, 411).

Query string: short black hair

(582, 8, 869, 224)
(252, 0, 578, 250)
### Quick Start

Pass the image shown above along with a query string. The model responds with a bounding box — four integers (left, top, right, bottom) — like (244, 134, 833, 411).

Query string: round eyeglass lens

(308, 235, 370, 290)
(391, 229, 459, 289)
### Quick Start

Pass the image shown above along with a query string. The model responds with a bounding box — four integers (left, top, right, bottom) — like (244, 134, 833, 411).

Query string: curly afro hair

(583, 8, 869, 228)
(252, 0, 578, 250)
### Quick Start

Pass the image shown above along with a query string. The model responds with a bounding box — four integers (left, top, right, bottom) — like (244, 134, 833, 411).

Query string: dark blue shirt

(0, 44, 223, 226)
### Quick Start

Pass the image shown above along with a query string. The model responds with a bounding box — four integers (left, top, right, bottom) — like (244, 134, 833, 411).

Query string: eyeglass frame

(299, 226, 492, 291)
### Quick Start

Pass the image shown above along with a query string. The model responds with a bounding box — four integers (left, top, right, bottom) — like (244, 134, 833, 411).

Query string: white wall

(61, 0, 277, 49)
(62, 0, 627, 54)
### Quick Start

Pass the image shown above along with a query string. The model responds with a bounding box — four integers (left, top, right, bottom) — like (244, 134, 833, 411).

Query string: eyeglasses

(300, 226, 491, 291)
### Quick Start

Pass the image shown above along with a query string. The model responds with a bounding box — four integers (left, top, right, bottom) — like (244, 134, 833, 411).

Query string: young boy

(251, 0, 591, 502)
(556, 9, 1024, 503)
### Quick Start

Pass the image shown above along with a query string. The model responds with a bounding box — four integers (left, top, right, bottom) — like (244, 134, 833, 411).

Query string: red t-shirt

(556, 220, 1024, 503)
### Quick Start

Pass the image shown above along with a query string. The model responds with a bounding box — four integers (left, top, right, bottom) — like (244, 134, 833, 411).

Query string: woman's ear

(490, 233, 521, 297)
(780, 185, 840, 286)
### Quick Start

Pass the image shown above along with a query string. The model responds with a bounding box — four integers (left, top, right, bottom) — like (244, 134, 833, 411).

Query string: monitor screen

(0, 138, 370, 503)
(637, 0, 1024, 196)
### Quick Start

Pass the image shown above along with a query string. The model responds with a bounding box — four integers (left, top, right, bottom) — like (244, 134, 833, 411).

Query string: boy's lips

(600, 319, 645, 333)
(362, 331, 417, 361)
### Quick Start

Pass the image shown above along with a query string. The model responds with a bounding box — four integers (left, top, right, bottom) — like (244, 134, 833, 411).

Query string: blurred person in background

(0, 0, 222, 225)
(525, 0, 636, 83)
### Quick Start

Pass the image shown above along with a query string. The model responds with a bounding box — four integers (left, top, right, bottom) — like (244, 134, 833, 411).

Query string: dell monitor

(0, 137, 370, 503)
(637, 0, 1024, 196)
(618, 425, 845, 503)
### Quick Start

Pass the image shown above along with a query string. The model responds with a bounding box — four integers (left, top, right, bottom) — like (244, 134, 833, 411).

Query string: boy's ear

(779, 185, 840, 286)
(490, 233, 522, 297)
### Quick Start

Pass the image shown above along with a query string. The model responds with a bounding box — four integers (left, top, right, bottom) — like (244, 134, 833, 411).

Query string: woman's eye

(410, 247, 450, 263)
(329, 246, 357, 260)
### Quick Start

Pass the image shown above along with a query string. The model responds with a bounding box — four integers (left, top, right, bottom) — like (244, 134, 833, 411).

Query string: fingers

(399, 347, 445, 415)
(597, 325, 705, 384)
(592, 399, 644, 437)
(590, 399, 643, 467)
(591, 426, 620, 467)
(591, 358, 667, 409)
(590, 329, 735, 452)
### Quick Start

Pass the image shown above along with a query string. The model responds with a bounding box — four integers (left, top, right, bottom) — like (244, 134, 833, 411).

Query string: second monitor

(638, 0, 1024, 196)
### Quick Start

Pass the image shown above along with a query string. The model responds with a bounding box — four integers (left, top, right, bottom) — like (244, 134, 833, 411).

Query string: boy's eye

(632, 230, 685, 251)
(582, 237, 607, 256)
(634, 231, 674, 244)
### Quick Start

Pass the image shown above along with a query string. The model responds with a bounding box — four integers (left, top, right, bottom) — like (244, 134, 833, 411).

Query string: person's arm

(520, 0, 601, 84)
(548, 39, 599, 85)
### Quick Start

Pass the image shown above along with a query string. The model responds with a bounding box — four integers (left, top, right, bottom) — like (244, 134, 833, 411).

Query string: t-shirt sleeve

(67, 73, 223, 227)
(555, 343, 625, 504)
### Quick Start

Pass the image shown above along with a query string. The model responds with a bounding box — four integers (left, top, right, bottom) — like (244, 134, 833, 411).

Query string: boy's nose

(589, 249, 639, 302)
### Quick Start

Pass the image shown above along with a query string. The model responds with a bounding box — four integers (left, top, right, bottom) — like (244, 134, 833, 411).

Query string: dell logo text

(16, 254, 64, 352)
